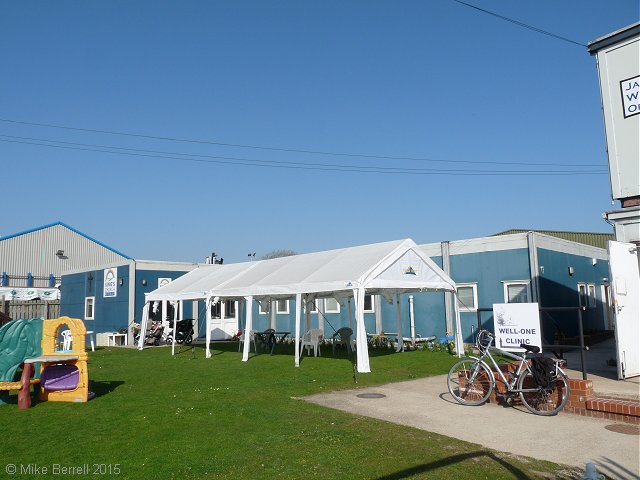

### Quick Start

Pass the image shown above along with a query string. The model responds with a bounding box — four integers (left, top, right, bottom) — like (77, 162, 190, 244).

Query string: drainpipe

(527, 232, 540, 303)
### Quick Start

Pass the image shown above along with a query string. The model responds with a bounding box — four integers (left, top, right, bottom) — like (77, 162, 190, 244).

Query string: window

(211, 302, 222, 319)
(212, 300, 236, 318)
(84, 297, 95, 320)
(504, 282, 530, 303)
(587, 284, 596, 308)
(578, 283, 597, 309)
(363, 294, 375, 313)
(456, 284, 478, 312)
(225, 300, 236, 318)
(276, 299, 289, 314)
(324, 298, 340, 313)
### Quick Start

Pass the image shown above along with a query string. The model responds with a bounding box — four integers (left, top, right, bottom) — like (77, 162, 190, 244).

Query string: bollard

(582, 463, 604, 480)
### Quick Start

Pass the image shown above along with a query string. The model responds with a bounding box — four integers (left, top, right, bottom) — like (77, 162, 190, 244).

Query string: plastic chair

(86, 330, 95, 352)
(257, 328, 276, 354)
(60, 329, 72, 351)
(300, 329, 323, 358)
(238, 330, 257, 353)
(332, 327, 353, 355)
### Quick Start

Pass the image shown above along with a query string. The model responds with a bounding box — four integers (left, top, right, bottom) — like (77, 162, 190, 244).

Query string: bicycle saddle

(520, 344, 540, 353)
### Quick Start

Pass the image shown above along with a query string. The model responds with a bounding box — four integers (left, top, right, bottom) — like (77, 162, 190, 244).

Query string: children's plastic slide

(0, 319, 43, 404)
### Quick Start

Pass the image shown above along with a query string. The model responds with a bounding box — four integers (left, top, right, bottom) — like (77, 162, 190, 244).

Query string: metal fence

(0, 274, 59, 288)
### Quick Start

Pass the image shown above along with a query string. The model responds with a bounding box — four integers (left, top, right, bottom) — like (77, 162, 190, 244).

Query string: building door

(210, 300, 238, 340)
(608, 241, 640, 379)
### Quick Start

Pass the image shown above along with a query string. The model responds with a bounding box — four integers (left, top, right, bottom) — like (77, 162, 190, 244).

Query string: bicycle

(447, 329, 570, 416)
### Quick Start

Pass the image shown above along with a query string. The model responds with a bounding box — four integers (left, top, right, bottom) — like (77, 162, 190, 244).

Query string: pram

(134, 321, 165, 346)
(165, 319, 194, 345)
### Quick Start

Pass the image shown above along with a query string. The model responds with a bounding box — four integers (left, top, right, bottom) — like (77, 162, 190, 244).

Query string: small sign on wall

(621, 75, 640, 118)
(158, 278, 172, 288)
(103, 268, 118, 298)
(492, 303, 541, 352)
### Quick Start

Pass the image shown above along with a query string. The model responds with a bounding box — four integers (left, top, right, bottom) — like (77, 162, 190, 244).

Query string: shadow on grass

(90, 380, 125, 397)
(374, 450, 532, 480)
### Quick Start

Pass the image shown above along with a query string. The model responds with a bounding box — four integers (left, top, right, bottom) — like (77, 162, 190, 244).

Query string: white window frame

(578, 283, 588, 308)
(578, 283, 597, 309)
(363, 294, 375, 313)
(587, 284, 596, 308)
(84, 296, 95, 320)
(276, 299, 289, 315)
(324, 297, 340, 313)
(456, 283, 478, 312)
(503, 281, 530, 303)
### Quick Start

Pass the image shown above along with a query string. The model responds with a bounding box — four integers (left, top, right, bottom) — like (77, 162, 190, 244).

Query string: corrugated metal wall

(0, 224, 129, 280)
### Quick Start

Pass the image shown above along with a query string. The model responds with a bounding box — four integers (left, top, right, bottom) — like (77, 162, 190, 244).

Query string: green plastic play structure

(0, 319, 43, 404)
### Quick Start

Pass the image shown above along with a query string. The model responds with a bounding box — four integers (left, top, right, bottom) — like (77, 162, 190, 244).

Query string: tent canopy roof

(145, 239, 455, 303)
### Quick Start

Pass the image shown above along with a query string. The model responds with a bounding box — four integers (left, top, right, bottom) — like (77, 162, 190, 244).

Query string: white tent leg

(205, 296, 213, 358)
(453, 292, 464, 357)
(138, 302, 150, 350)
(354, 287, 371, 373)
(409, 295, 416, 347)
(347, 298, 353, 331)
(395, 292, 403, 352)
(294, 293, 301, 367)
(242, 296, 254, 362)
(270, 298, 276, 330)
(171, 301, 178, 356)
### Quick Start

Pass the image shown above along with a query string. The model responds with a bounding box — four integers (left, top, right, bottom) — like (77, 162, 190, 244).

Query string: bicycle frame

(476, 346, 530, 394)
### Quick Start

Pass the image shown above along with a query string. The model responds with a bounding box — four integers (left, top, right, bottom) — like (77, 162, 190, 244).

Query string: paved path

(305, 375, 640, 480)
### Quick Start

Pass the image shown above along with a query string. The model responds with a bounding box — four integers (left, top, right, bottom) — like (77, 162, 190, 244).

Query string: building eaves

(0, 221, 132, 260)
(493, 229, 614, 250)
(587, 22, 640, 55)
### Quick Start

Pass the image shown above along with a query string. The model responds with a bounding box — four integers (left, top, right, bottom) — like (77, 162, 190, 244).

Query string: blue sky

(1, 1, 637, 263)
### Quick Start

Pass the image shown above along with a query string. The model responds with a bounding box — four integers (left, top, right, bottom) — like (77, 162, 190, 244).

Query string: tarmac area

(305, 339, 640, 480)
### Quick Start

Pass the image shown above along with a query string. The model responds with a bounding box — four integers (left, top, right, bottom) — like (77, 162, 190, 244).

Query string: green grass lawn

(0, 343, 578, 479)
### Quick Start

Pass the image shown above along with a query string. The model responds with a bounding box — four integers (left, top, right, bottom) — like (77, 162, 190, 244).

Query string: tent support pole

(395, 292, 403, 352)
(205, 296, 212, 358)
(354, 287, 371, 373)
(242, 296, 253, 362)
(294, 293, 302, 366)
(453, 292, 464, 357)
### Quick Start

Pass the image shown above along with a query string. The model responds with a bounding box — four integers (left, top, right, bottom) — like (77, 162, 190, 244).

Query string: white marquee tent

(140, 238, 462, 373)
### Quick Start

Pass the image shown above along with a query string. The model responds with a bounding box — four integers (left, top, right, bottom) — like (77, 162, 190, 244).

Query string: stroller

(134, 321, 165, 346)
(166, 319, 194, 345)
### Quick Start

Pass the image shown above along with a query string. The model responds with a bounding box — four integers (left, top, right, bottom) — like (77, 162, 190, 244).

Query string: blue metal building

(60, 260, 199, 345)
(242, 232, 611, 345)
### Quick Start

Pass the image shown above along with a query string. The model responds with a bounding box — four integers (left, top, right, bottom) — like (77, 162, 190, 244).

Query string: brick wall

(484, 364, 639, 424)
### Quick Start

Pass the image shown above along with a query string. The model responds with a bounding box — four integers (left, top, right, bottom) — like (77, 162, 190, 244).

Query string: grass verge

(0, 342, 579, 479)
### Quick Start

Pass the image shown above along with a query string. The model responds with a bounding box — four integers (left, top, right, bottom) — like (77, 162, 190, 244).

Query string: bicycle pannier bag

(530, 356, 556, 388)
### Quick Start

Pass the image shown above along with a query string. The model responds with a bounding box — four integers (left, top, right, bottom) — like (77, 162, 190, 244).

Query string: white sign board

(621, 75, 640, 118)
(103, 268, 118, 298)
(493, 303, 541, 352)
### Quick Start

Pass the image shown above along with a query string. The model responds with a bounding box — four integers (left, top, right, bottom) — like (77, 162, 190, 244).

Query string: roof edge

(588, 22, 640, 54)
(0, 221, 132, 260)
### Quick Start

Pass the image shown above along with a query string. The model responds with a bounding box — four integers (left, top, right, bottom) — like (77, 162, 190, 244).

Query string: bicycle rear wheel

(447, 358, 494, 406)
(518, 370, 570, 416)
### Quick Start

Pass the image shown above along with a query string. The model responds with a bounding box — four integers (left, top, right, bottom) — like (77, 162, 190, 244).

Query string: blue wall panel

(537, 248, 609, 338)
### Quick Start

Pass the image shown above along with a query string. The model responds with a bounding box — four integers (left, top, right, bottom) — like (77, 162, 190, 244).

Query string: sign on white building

(493, 303, 542, 352)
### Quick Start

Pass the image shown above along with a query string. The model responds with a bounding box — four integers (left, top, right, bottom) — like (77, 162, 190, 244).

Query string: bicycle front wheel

(518, 370, 570, 416)
(447, 358, 495, 406)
